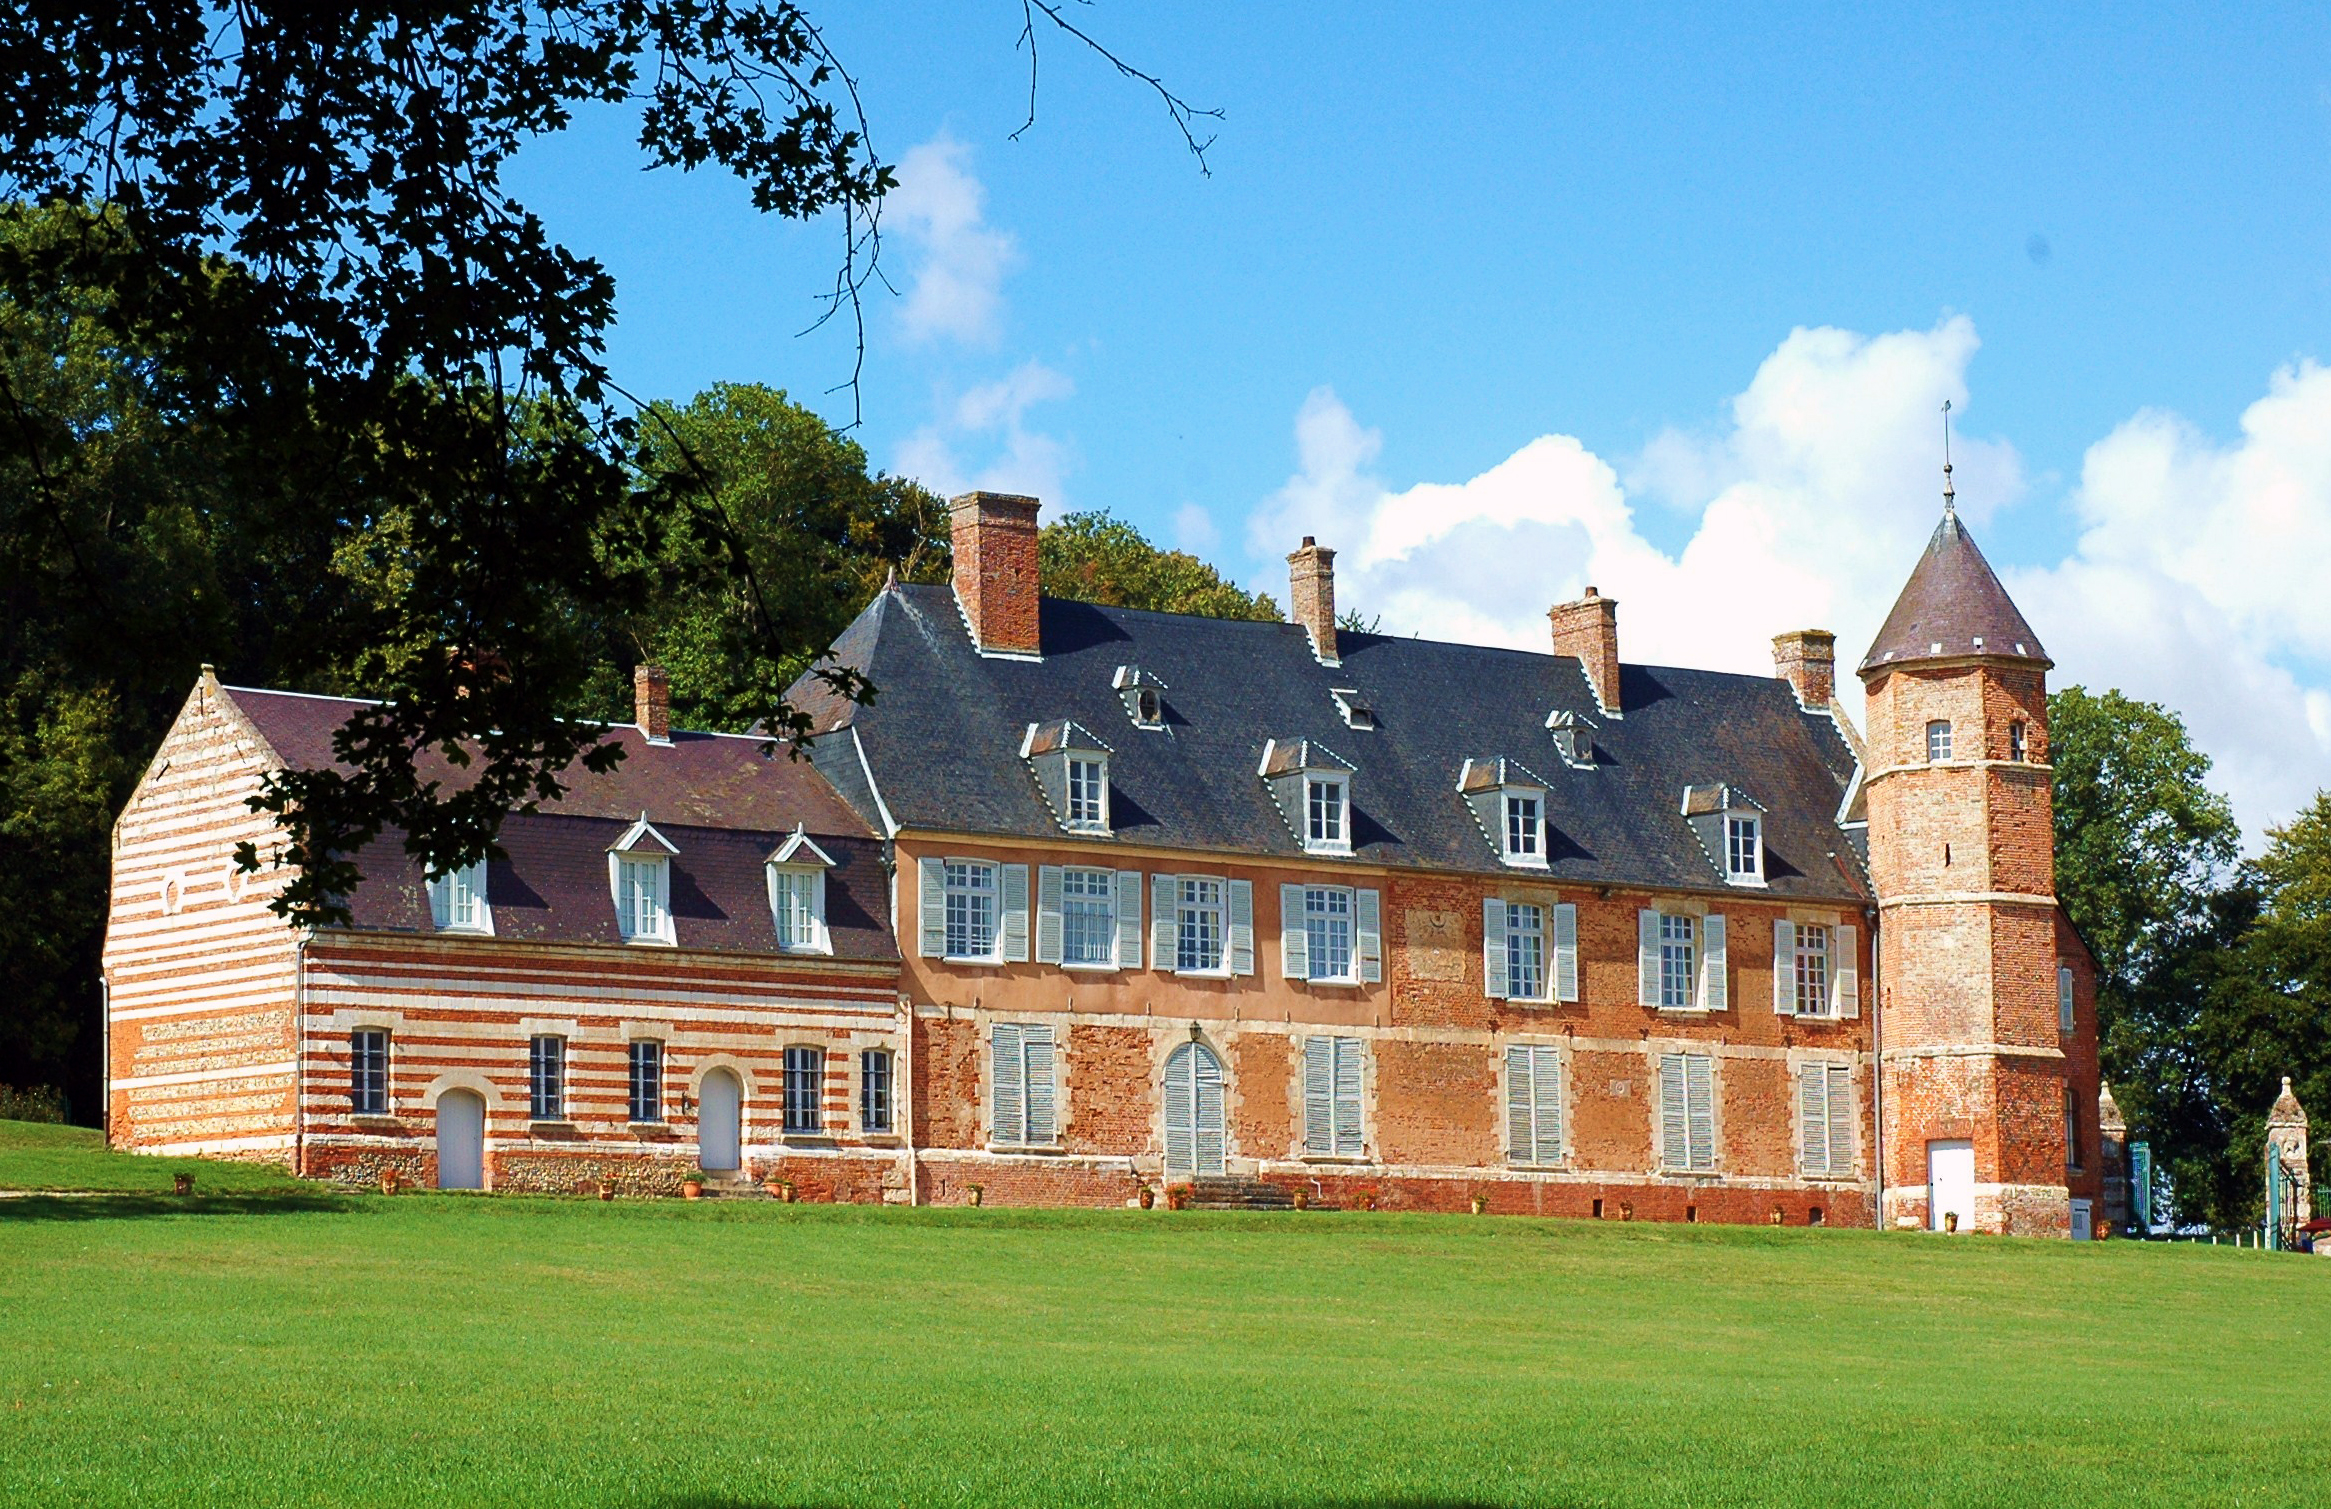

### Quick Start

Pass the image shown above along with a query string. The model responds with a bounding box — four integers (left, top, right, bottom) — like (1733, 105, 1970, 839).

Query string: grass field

(2, 1122, 2325, 1508)
(0, 1120, 305, 1196)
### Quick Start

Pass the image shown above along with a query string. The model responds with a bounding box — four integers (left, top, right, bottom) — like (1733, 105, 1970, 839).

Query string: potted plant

(1291, 1187, 1310, 1211)
(379, 1168, 402, 1196)
(597, 1175, 617, 1202)
(778, 1177, 799, 1204)
(172, 1172, 195, 1196)
(681, 1171, 706, 1200)
(1164, 1182, 1192, 1211)
(1137, 1184, 1156, 1210)
(1944, 1210, 1960, 1233)
(1469, 1192, 1489, 1216)
(964, 1183, 984, 1208)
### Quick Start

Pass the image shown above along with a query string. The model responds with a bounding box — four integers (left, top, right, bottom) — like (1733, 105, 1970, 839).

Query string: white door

(1163, 1043, 1227, 1178)
(2070, 1198, 2093, 1241)
(1928, 1138, 1974, 1232)
(699, 1069, 742, 1172)
(436, 1090, 485, 1190)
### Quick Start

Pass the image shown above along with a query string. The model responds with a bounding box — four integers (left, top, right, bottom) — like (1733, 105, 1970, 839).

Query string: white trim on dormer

(609, 811, 679, 856)
(768, 823, 835, 868)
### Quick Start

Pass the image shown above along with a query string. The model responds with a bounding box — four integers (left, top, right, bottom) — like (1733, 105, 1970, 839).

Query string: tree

(1038, 510, 1279, 622)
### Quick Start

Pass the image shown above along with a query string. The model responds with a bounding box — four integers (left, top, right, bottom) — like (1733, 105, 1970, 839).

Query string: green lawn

(1, 1128, 2325, 1507)
(0, 1119, 304, 1195)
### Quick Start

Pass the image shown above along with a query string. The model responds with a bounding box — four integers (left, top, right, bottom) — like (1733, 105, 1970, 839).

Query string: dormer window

(1545, 709, 1594, 767)
(608, 812, 678, 944)
(1259, 738, 1359, 857)
(1459, 758, 1553, 870)
(426, 858, 491, 934)
(1112, 665, 1168, 730)
(1022, 720, 1115, 836)
(1681, 784, 1767, 888)
(1926, 720, 1953, 762)
(766, 824, 834, 955)
(1330, 689, 1376, 731)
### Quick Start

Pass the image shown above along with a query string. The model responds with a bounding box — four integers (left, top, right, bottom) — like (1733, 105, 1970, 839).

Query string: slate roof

(802, 584, 1870, 903)
(1859, 510, 2050, 673)
(223, 686, 896, 961)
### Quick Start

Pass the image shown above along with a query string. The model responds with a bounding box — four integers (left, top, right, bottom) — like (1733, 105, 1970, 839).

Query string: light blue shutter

(1773, 920, 1796, 1015)
(427, 874, 451, 930)
(1023, 1026, 1056, 1142)
(1797, 1063, 1828, 1174)
(1035, 866, 1065, 965)
(1505, 1045, 1533, 1161)
(1835, 924, 1860, 1019)
(918, 858, 946, 958)
(1482, 898, 1509, 999)
(1531, 1045, 1563, 1164)
(1356, 889, 1383, 983)
(1658, 1053, 1688, 1169)
(999, 864, 1030, 962)
(2057, 964, 2074, 1033)
(1280, 885, 1310, 981)
(991, 1023, 1024, 1144)
(1825, 1064, 1853, 1176)
(1638, 911, 1662, 1006)
(1685, 1054, 1715, 1170)
(1151, 874, 1177, 969)
(1302, 1036, 1332, 1155)
(1553, 903, 1578, 1002)
(1699, 916, 1728, 1010)
(1194, 1048, 1226, 1174)
(1113, 870, 1143, 968)
(1332, 1037, 1365, 1157)
(1163, 1044, 1194, 1174)
(1227, 880, 1255, 976)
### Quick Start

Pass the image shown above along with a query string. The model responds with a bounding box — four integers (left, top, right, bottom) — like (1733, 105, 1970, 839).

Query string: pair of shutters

(1147, 875, 1256, 975)
(1504, 1043, 1563, 1165)
(1797, 1061, 1854, 1176)
(1301, 1036, 1366, 1156)
(915, 858, 1031, 961)
(1656, 1052, 1717, 1171)
(1482, 900, 1579, 1001)
(1032, 866, 1144, 967)
(1637, 911, 1728, 1009)
(1278, 886, 1383, 982)
(989, 1022, 1056, 1145)
(1770, 921, 1861, 1017)
(1162, 1042, 1227, 1175)
(2057, 965, 2075, 1032)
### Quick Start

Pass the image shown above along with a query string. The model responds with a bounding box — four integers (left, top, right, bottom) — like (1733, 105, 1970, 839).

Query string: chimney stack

(1549, 587, 1620, 714)
(1772, 629, 1838, 710)
(634, 663, 671, 744)
(950, 491, 1043, 657)
(1288, 537, 1338, 664)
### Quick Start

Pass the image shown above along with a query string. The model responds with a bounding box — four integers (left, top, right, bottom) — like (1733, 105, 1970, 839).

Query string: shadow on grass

(0, 1192, 355, 1222)
(653, 1501, 1509, 1509)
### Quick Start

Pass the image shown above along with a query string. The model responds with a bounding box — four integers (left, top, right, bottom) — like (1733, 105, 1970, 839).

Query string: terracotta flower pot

(172, 1173, 195, 1196)
(598, 1178, 617, 1202)
(1470, 1194, 1488, 1216)
(1138, 1185, 1155, 1210)
(965, 1185, 982, 1208)
(682, 1180, 704, 1201)
(379, 1169, 402, 1196)
(1944, 1211, 1960, 1233)
(1292, 1188, 1310, 1210)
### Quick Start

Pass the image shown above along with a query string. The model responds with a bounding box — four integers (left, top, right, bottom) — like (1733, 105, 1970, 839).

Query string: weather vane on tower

(1941, 399, 1957, 519)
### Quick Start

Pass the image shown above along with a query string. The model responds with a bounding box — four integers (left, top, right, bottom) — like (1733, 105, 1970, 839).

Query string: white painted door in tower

(1928, 1138, 1974, 1232)
(1163, 1042, 1227, 1178)
(436, 1089, 485, 1190)
(699, 1068, 742, 1172)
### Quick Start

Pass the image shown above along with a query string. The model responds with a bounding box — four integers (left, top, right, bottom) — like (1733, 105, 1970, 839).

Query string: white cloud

(1172, 503, 1219, 553)
(1244, 320, 2331, 842)
(885, 132, 1018, 345)
(896, 359, 1076, 505)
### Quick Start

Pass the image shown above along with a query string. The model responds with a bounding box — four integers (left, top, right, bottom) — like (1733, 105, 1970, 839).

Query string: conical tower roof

(1858, 510, 2051, 676)
(2269, 1076, 2307, 1129)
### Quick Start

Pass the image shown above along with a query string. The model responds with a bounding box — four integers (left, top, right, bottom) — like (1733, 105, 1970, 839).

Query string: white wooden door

(1163, 1043, 1227, 1177)
(1928, 1138, 1974, 1232)
(699, 1069, 742, 1172)
(2070, 1198, 2093, 1241)
(436, 1090, 485, 1190)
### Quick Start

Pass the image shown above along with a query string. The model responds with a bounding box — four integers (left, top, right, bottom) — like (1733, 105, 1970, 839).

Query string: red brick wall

(949, 492, 1041, 655)
(1374, 1040, 1498, 1168)
(1065, 1025, 1154, 1156)
(1570, 1049, 1651, 1171)
(915, 1015, 983, 1150)
(1231, 1033, 1293, 1160)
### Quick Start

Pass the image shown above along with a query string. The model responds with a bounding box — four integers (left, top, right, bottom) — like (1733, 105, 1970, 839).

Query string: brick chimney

(1288, 537, 1338, 664)
(634, 663, 671, 744)
(950, 491, 1043, 657)
(1550, 587, 1620, 714)
(1772, 629, 1838, 709)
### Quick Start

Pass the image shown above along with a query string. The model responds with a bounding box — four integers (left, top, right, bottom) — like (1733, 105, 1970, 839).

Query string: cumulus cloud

(885, 132, 1017, 344)
(896, 359, 1076, 504)
(1243, 319, 2331, 841)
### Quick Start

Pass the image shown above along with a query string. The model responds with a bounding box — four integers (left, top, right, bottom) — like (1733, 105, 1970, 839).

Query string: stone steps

(1183, 1176, 1303, 1211)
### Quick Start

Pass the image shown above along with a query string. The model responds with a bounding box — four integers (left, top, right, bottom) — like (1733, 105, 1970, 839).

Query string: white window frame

(2009, 720, 2028, 762)
(1304, 774, 1351, 855)
(1793, 923, 1832, 1017)
(528, 1034, 565, 1121)
(1303, 885, 1357, 984)
(613, 854, 672, 943)
(944, 859, 1002, 963)
(1064, 753, 1110, 833)
(1176, 876, 1227, 975)
(782, 1044, 825, 1136)
(2058, 964, 2075, 1034)
(1926, 719, 1953, 762)
(767, 865, 829, 954)
(1505, 900, 1549, 1003)
(1659, 912, 1697, 1010)
(1058, 865, 1118, 968)
(426, 858, 492, 934)
(627, 1039, 664, 1124)
(859, 1047, 894, 1135)
(1502, 788, 1547, 867)
(1723, 812, 1765, 886)
(349, 1028, 390, 1116)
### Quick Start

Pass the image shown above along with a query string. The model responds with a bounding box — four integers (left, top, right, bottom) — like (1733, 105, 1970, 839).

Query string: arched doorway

(435, 1089, 485, 1190)
(1163, 1041, 1227, 1178)
(699, 1068, 742, 1173)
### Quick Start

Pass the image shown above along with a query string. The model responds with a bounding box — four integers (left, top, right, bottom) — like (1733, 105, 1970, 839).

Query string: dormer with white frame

(1458, 757, 1552, 870)
(1681, 783, 1767, 888)
(1545, 708, 1596, 768)
(1329, 688, 1377, 732)
(1021, 719, 1115, 836)
(765, 823, 834, 954)
(425, 857, 493, 935)
(1259, 737, 1357, 856)
(608, 812, 678, 944)
(1112, 664, 1168, 731)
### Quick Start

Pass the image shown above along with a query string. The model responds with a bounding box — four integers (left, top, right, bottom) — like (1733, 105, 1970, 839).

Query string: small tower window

(1925, 720, 1953, 762)
(2009, 721, 2028, 762)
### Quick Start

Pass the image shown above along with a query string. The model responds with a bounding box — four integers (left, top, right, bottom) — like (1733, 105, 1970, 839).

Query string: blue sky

(508, 5, 2331, 837)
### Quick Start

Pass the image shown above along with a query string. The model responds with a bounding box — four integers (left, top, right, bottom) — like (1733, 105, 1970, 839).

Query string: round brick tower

(1859, 503, 2070, 1236)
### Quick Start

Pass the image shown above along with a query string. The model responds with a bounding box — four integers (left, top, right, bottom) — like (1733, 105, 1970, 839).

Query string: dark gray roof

(804, 584, 1869, 903)
(1859, 511, 2050, 674)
